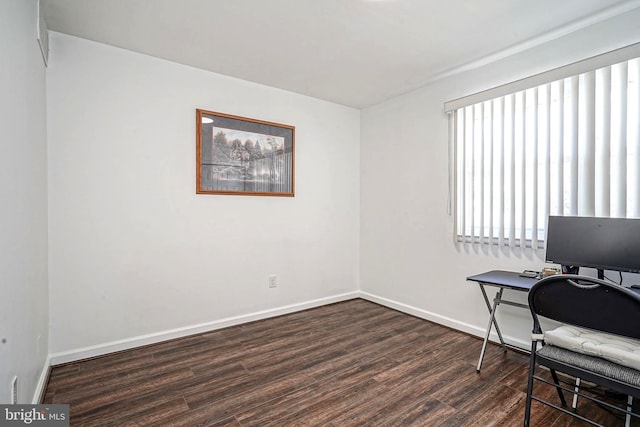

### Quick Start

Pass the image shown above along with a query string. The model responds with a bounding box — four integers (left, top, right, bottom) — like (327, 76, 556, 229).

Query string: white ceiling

(41, 0, 640, 108)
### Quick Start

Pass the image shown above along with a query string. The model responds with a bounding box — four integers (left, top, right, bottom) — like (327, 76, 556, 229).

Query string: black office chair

(524, 274, 640, 427)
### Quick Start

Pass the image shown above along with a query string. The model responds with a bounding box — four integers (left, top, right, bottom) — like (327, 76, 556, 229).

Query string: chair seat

(538, 344, 640, 388)
(545, 325, 640, 371)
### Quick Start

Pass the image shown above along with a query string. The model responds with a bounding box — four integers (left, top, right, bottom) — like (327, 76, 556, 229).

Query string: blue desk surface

(467, 270, 539, 292)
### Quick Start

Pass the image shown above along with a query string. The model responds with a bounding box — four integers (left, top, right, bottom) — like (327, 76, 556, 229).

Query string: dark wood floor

(43, 299, 635, 426)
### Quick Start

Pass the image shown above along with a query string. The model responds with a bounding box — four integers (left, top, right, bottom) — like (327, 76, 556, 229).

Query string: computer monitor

(545, 216, 640, 275)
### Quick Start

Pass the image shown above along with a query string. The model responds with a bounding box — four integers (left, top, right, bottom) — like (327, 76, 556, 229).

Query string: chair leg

(524, 342, 539, 427)
(549, 369, 567, 406)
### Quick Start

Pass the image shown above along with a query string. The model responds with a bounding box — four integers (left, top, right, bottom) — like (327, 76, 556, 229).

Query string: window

(447, 47, 640, 248)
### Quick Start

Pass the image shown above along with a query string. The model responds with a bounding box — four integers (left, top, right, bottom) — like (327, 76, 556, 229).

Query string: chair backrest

(528, 274, 640, 340)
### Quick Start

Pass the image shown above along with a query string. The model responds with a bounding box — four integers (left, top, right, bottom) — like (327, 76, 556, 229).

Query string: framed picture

(196, 109, 295, 196)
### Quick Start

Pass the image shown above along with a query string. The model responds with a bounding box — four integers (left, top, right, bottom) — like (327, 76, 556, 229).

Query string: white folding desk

(467, 270, 539, 372)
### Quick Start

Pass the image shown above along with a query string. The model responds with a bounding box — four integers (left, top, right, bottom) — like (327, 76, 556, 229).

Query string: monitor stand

(562, 265, 580, 274)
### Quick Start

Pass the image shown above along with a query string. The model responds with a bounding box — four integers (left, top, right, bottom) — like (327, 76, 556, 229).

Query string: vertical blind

(448, 55, 640, 248)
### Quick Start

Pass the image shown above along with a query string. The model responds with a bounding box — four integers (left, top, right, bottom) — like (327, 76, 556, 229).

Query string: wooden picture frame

(196, 109, 295, 196)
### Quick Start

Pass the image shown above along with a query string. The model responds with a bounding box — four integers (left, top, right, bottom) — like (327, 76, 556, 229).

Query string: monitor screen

(545, 216, 640, 274)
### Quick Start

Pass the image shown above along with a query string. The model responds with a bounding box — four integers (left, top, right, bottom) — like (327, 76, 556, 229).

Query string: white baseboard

(48, 292, 359, 366)
(359, 291, 530, 350)
(32, 354, 51, 404)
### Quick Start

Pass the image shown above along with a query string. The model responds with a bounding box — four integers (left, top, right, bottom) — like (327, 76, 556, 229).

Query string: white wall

(360, 9, 640, 348)
(0, 0, 50, 403)
(47, 33, 360, 357)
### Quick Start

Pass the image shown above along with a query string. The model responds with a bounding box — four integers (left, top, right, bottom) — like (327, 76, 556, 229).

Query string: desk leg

(477, 287, 505, 372)
(479, 285, 507, 349)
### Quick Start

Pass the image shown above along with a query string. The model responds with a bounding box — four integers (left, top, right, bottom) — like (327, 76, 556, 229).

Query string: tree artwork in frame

(196, 109, 295, 196)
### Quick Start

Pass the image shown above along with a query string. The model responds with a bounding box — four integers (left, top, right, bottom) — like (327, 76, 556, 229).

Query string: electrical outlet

(11, 376, 17, 404)
(268, 275, 277, 288)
